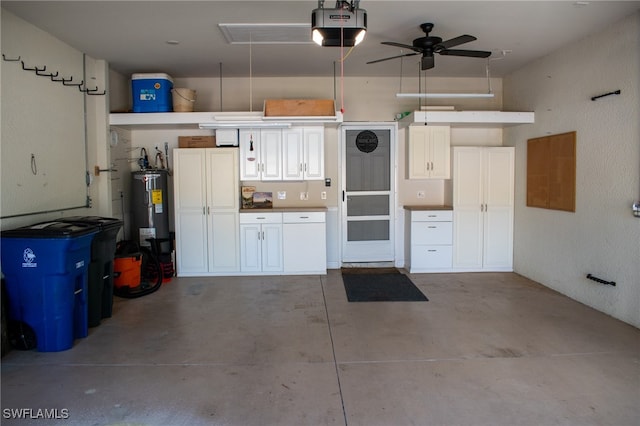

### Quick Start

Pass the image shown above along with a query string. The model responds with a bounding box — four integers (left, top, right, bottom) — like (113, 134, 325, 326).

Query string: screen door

(341, 124, 396, 262)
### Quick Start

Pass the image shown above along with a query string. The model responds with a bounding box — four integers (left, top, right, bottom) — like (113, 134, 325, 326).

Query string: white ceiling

(3, 1, 639, 79)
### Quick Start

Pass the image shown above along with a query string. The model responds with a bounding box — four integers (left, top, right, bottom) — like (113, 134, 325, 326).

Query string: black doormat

(342, 272, 428, 302)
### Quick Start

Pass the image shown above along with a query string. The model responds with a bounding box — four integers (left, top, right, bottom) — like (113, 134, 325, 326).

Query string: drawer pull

(256, 217, 266, 220)
(427, 250, 437, 252)
(427, 226, 437, 228)
(299, 216, 309, 219)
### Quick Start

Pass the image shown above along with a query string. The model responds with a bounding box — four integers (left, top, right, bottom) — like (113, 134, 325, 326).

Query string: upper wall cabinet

(407, 125, 451, 179)
(283, 126, 324, 181)
(240, 126, 324, 181)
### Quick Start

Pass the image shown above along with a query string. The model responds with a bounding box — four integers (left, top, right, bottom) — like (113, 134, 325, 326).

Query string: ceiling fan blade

(381, 41, 423, 53)
(367, 52, 419, 65)
(437, 34, 476, 49)
(421, 55, 435, 70)
(439, 49, 491, 58)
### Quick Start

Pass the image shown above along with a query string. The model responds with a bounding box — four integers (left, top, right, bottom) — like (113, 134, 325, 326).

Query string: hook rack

(586, 274, 616, 286)
(2, 53, 106, 96)
(591, 90, 621, 101)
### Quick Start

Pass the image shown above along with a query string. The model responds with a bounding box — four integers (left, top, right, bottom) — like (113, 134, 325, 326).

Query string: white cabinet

(407, 125, 450, 179)
(240, 212, 283, 273)
(452, 147, 514, 271)
(173, 148, 239, 275)
(239, 129, 283, 181)
(405, 209, 453, 272)
(282, 127, 324, 181)
(240, 127, 324, 181)
(283, 211, 327, 274)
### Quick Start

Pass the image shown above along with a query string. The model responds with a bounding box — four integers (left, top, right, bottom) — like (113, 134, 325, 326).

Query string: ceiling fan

(367, 23, 492, 70)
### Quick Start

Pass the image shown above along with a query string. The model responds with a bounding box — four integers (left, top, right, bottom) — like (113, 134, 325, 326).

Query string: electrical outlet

(417, 190, 425, 199)
(277, 191, 286, 200)
(300, 192, 309, 201)
(321, 191, 327, 200)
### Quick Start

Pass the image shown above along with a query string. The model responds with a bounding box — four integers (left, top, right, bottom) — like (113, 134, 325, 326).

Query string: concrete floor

(1, 271, 639, 426)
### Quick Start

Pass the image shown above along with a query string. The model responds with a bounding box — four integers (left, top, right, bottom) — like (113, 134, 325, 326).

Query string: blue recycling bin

(1, 221, 97, 352)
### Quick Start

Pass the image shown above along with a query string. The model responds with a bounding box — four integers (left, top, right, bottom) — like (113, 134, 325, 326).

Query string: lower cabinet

(239, 210, 327, 275)
(405, 209, 453, 272)
(283, 212, 327, 274)
(240, 213, 283, 273)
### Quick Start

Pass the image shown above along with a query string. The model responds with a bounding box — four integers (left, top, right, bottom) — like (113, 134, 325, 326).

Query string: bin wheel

(8, 321, 36, 350)
(114, 246, 163, 298)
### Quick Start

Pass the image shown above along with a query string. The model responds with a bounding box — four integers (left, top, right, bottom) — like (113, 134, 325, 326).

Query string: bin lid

(1, 221, 99, 239)
(59, 216, 123, 231)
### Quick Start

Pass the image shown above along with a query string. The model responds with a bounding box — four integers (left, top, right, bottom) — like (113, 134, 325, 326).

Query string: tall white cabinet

(173, 148, 240, 275)
(452, 147, 514, 271)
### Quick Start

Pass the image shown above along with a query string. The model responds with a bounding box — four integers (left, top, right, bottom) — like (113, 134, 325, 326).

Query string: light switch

(277, 191, 286, 200)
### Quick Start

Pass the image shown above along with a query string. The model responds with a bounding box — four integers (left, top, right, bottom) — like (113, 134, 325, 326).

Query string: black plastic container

(59, 216, 122, 327)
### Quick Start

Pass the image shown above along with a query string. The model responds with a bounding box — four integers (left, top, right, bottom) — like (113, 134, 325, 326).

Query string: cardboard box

(178, 136, 216, 148)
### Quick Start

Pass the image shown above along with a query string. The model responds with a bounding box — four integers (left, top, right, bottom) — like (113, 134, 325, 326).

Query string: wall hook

(94, 165, 118, 176)
(37, 69, 58, 78)
(2, 54, 21, 61)
(591, 90, 621, 101)
(21, 61, 38, 71)
(63, 78, 83, 87)
(86, 88, 106, 96)
(586, 274, 616, 286)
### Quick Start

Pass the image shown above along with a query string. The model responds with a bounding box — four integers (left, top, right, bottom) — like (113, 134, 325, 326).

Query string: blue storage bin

(1, 222, 97, 352)
(131, 73, 173, 112)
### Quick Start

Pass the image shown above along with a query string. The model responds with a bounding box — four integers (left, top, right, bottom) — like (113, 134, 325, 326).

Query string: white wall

(0, 9, 111, 231)
(503, 12, 640, 328)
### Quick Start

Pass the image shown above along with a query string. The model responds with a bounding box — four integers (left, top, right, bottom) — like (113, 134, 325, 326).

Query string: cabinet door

(283, 222, 326, 273)
(261, 223, 283, 272)
(240, 224, 261, 272)
(282, 128, 304, 180)
(429, 126, 451, 179)
(260, 129, 282, 180)
(211, 212, 239, 272)
(408, 126, 430, 179)
(173, 149, 209, 274)
(452, 147, 484, 269)
(239, 129, 261, 180)
(303, 127, 325, 180)
(207, 148, 239, 210)
(483, 148, 514, 269)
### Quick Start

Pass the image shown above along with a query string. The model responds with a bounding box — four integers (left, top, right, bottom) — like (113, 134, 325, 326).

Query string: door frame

(338, 122, 398, 265)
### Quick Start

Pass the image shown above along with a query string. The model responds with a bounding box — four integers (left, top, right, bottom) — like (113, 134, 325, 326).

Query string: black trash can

(59, 216, 122, 327)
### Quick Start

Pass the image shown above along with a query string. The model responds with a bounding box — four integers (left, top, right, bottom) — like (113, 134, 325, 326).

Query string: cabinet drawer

(411, 245, 453, 269)
(282, 211, 325, 223)
(411, 221, 453, 245)
(239, 212, 282, 224)
(411, 210, 453, 222)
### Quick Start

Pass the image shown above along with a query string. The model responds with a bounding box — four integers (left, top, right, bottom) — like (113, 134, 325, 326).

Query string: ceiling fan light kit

(311, 0, 367, 47)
